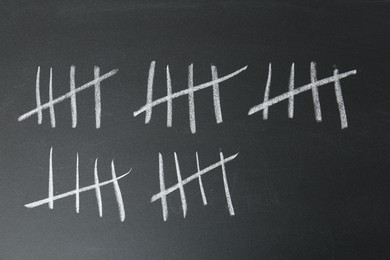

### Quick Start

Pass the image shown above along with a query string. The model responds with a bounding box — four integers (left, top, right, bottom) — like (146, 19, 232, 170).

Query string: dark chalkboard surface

(1, 0, 390, 259)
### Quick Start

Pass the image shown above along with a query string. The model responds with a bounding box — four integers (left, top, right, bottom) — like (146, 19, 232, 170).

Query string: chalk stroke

(288, 63, 295, 118)
(310, 62, 322, 122)
(94, 66, 102, 129)
(248, 63, 356, 129)
(111, 160, 126, 222)
(196, 152, 207, 205)
(220, 152, 235, 216)
(166, 65, 173, 127)
(174, 153, 187, 217)
(145, 61, 156, 124)
(158, 153, 168, 221)
(70, 66, 77, 127)
(151, 151, 238, 221)
(25, 148, 131, 222)
(75, 153, 80, 213)
(48, 147, 54, 209)
(18, 66, 118, 128)
(49, 68, 56, 127)
(334, 68, 348, 129)
(262, 63, 272, 120)
(188, 64, 196, 133)
(211, 65, 223, 124)
(134, 62, 247, 133)
(94, 158, 103, 217)
(35, 67, 42, 124)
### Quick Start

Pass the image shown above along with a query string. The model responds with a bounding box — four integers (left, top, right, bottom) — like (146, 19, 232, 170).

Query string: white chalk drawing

(133, 62, 248, 133)
(24, 147, 131, 222)
(248, 62, 357, 129)
(18, 66, 118, 128)
(151, 151, 238, 221)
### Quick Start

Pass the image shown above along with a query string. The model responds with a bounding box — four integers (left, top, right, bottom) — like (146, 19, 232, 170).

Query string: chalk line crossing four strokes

(18, 66, 118, 128)
(249, 62, 357, 129)
(151, 151, 238, 221)
(133, 61, 248, 134)
(24, 147, 131, 222)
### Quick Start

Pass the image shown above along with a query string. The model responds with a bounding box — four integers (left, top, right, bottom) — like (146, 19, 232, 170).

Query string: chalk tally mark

(133, 62, 248, 134)
(25, 148, 131, 222)
(18, 66, 118, 128)
(248, 62, 356, 129)
(151, 150, 238, 221)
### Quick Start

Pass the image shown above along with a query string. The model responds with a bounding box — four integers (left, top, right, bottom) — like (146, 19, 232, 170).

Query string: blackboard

(1, 0, 390, 259)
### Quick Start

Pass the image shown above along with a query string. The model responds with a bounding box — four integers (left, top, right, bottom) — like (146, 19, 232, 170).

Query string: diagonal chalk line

(18, 68, 118, 122)
(151, 153, 238, 203)
(248, 69, 357, 115)
(24, 169, 131, 209)
(133, 66, 248, 117)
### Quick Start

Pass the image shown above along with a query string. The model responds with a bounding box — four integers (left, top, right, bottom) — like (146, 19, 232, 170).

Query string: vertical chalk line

(196, 152, 207, 205)
(174, 153, 187, 218)
(35, 66, 42, 124)
(145, 61, 156, 124)
(220, 152, 235, 216)
(94, 158, 103, 217)
(48, 147, 54, 209)
(70, 66, 77, 128)
(310, 62, 322, 122)
(211, 65, 223, 124)
(188, 64, 196, 134)
(333, 68, 348, 129)
(48, 68, 56, 128)
(111, 160, 125, 222)
(94, 66, 101, 129)
(263, 63, 272, 120)
(75, 153, 80, 213)
(288, 63, 295, 118)
(166, 65, 173, 127)
(159, 153, 168, 221)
